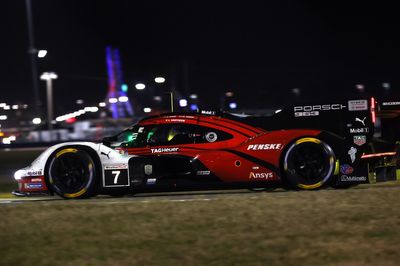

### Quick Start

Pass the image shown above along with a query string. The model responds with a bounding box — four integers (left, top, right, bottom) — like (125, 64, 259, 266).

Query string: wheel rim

(284, 139, 335, 189)
(48, 150, 94, 196)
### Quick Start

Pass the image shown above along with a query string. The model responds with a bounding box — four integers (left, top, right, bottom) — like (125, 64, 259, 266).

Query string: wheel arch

(44, 144, 102, 196)
(279, 134, 340, 189)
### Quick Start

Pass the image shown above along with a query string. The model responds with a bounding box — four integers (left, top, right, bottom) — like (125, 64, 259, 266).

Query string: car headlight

(14, 170, 25, 180)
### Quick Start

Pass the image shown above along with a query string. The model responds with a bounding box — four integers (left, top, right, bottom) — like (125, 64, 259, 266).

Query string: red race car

(14, 99, 375, 198)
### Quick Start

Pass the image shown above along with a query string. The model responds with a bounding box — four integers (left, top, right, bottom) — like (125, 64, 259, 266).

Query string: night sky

(1, 1, 400, 115)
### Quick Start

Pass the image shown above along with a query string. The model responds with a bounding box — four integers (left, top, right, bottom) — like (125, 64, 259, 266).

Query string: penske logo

(247, 144, 282, 150)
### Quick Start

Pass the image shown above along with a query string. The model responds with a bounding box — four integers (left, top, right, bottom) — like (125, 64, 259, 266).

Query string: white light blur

(154, 77, 165, 83)
(0, 103, 5, 108)
(32, 118, 42, 124)
(76, 99, 84, 105)
(135, 83, 146, 90)
(109, 98, 118, 103)
(2, 138, 11, 144)
(14, 169, 24, 180)
(179, 99, 188, 107)
(229, 102, 237, 109)
(84, 107, 98, 112)
(292, 88, 300, 95)
(40, 72, 58, 80)
(37, 50, 48, 58)
(143, 107, 152, 113)
(12, 105, 18, 110)
(3, 106, 10, 110)
(275, 109, 282, 114)
(153, 96, 162, 102)
(189, 94, 198, 99)
(382, 82, 390, 89)
(99, 102, 106, 107)
(355, 84, 364, 91)
(118, 96, 129, 102)
(0, 115, 7, 120)
(9, 135, 16, 141)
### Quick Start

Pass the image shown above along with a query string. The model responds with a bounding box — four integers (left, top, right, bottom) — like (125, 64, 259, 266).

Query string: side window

(146, 124, 198, 146)
(144, 124, 233, 146)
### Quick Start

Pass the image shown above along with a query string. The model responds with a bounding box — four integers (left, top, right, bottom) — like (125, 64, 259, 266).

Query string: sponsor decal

(247, 144, 282, 150)
(31, 178, 42, 182)
(355, 117, 366, 126)
(138, 127, 144, 133)
(146, 178, 157, 185)
(340, 164, 354, 175)
(252, 166, 260, 170)
(348, 147, 357, 163)
(200, 110, 216, 115)
(144, 165, 153, 175)
(353, 135, 366, 146)
(101, 151, 111, 159)
(382, 101, 400, 106)
(27, 170, 42, 176)
(104, 164, 128, 170)
(205, 132, 218, 142)
(350, 127, 369, 134)
(25, 183, 43, 189)
(150, 147, 179, 153)
(249, 172, 273, 180)
(165, 119, 186, 122)
(294, 104, 346, 117)
(340, 175, 367, 182)
(196, 170, 211, 175)
(348, 100, 368, 111)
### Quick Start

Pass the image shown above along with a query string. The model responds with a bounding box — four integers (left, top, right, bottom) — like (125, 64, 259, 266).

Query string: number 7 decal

(112, 170, 120, 184)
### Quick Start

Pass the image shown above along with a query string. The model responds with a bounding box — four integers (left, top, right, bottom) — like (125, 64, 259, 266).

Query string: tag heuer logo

(353, 135, 366, 146)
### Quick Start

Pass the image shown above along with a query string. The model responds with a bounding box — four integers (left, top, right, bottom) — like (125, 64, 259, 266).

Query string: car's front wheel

(46, 147, 98, 199)
(282, 137, 336, 190)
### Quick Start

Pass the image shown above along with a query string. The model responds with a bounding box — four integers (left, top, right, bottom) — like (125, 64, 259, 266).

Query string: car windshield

(109, 125, 149, 148)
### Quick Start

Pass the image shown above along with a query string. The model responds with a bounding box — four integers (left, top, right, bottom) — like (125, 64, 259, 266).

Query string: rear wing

(242, 98, 376, 169)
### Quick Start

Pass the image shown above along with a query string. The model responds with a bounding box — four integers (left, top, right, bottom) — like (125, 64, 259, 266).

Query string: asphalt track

(0, 189, 291, 205)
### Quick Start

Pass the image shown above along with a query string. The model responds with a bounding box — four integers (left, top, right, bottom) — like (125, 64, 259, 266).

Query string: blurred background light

(179, 99, 188, 107)
(190, 104, 198, 111)
(121, 84, 128, 92)
(108, 98, 118, 103)
(32, 117, 41, 124)
(99, 102, 106, 107)
(118, 96, 129, 102)
(37, 49, 47, 58)
(143, 107, 152, 113)
(135, 83, 146, 90)
(154, 77, 165, 83)
(229, 102, 237, 109)
(189, 94, 198, 99)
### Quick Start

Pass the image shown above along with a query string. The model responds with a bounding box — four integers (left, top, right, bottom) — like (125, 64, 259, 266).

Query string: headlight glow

(14, 170, 24, 180)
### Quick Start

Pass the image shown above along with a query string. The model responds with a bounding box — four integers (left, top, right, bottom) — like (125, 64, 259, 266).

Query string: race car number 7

(112, 171, 120, 184)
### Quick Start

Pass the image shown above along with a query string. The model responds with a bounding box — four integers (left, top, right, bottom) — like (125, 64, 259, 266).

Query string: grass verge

(1, 184, 400, 266)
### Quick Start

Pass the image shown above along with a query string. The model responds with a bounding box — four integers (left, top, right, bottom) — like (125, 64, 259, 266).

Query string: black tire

(46, 147, 98, 199)
(282, 137, 336, 190)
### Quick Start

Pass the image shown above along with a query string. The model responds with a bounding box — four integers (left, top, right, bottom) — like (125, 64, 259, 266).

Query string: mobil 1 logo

(104, 165, 129, 187)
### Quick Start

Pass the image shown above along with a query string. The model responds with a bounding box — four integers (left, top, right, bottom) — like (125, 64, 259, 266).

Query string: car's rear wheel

(46, 147, 98, 199)
(282, 137, 336, 190)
